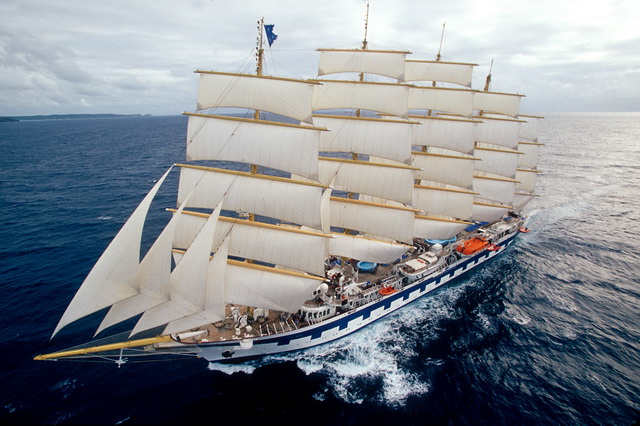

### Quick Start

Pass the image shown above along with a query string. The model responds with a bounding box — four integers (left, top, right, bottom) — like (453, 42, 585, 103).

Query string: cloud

(0, 0, 639, 115)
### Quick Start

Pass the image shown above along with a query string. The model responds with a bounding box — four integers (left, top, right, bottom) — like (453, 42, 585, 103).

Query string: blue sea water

(0, 113, 639, 425)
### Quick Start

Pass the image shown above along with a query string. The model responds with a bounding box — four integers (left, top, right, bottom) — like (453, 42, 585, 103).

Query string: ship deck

(177, 261, 403, 345)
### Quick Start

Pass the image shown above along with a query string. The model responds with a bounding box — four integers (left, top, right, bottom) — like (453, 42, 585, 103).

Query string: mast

(426, 22, 446, 119)
(355, 2, 370, 123)
(362, 2, 369, 50)
(435, 23, 445, 62)
(252, 18, 266, 176)
(483, 59, 493, 92)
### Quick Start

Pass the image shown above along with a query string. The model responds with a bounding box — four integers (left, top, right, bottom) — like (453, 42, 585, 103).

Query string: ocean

(0, 113, 638, 425)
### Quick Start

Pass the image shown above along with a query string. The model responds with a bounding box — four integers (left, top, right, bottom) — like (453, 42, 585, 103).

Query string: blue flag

(265, 24, 278, 47)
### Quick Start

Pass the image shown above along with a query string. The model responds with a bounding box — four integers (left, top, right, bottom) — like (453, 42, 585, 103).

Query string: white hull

(160, 227, 521, 363)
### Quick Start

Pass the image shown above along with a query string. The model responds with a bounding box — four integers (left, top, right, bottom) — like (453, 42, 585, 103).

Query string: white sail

(412, 150, 476, 189)
(328, 233, 411, 263)
(473, 91, 523, 117)
(173, 211, 330, 277)
(177, 165, 324, 230)
(52, 167, 173, 337)
(225, 261, 324, 312)
(130, 199, 222, 336)
(410, 115, 478, 155)
(472, 200, 511, 223)
(473, 172, 518, 205)
(511, 193, 536, 212)
(517, 142, 542, 169)
(329, 197, 415, 244)
(515, 168, 538, 193)
(518, 114, 543, 142)
(94, 191, 197, 335)
(196, 71, 318, 124)
(314, 115, 414, 164)
(414, 183, 476, 220)
(474, 116, 522, 150)
(313, 80, 409, 117)
(185, 113, 323, 181)
(474, 143, 521, 179)
(318, 158, 415, 206)
(413, 215, 470, 240)
(163, 235, 229, 335)
(408, 86, 476, 116)
(405, 60, 476, 87)
(317, 49, 409, 81)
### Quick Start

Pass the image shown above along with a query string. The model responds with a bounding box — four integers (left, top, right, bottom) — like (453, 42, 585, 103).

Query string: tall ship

(35, 16, 543, 365)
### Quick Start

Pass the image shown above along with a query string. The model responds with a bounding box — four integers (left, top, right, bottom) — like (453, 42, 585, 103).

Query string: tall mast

(361, 2, 369, 50)
(251, 18, 266, 175)
(435, 22, 445, 62)
(479, 60, 493, 117)
(355, 3, 370, 123)
(428, 22, 446, 118)
(483, 59, 493, 92)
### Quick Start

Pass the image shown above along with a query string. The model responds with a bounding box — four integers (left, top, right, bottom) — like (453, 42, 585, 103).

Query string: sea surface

(0, 113, 638, 425)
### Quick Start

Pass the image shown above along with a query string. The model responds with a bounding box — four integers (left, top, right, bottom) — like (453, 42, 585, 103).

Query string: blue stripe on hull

(194, 233, 519, 362)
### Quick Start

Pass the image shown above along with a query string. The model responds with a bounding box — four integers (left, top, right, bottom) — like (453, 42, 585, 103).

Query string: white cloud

(0, 0, 639, 115)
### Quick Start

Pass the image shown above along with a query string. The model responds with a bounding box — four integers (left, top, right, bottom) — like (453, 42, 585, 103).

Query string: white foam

(206, 362, 257, 375)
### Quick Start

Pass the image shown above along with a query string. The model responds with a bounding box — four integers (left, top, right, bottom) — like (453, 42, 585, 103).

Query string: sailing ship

(35, 17, 543, 365)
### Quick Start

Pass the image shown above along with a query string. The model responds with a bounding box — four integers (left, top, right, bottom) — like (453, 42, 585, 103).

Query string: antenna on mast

(483, 59, 493, 92)
(436, 22, 446, 61)
(256, 17, 265, 76)
(355, 2, 370, 124)
(362, 2, 369, 50)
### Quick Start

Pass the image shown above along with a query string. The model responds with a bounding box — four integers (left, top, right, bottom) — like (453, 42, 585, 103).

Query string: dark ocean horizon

(0, 113, 638, 425)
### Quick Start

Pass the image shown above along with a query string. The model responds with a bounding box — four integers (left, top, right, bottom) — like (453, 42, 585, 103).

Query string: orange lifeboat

(456, 237, 490, 255)
(379, 286, 398, 296)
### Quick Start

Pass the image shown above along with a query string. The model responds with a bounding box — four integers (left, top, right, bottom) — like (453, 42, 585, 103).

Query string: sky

(1, 0, 639, 116)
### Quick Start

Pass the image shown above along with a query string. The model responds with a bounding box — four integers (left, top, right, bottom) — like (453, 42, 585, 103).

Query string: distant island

(0, 114, 151, 122)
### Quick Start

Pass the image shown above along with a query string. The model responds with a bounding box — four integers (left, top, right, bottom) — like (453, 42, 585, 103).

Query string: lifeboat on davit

(456, 237, 490, 256)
